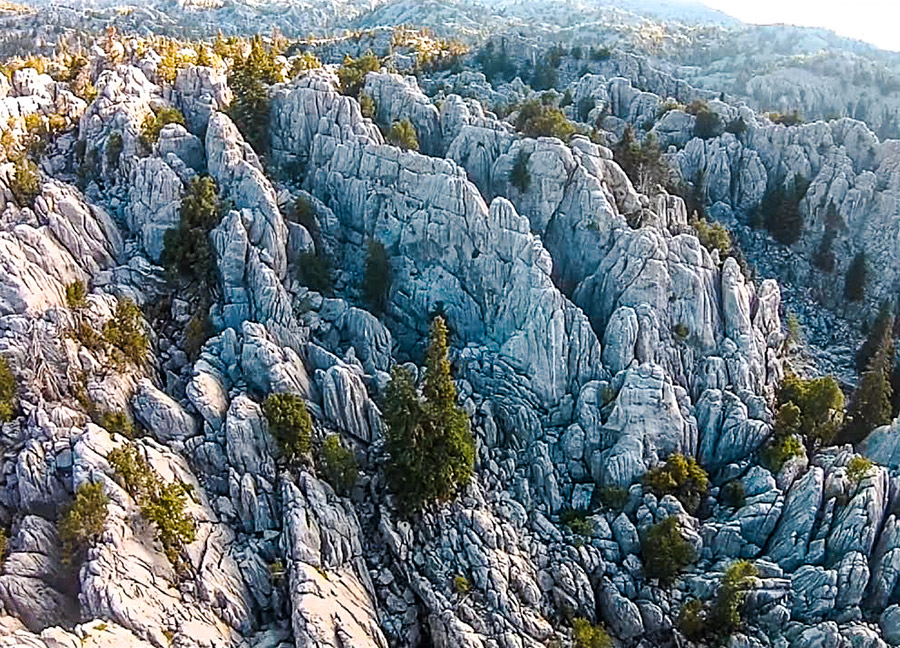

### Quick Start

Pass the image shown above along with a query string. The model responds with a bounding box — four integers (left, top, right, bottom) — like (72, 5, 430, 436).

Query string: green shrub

(721, 481, 746, 509)
(572, 617, 612, 648)
(108, 444, 196, 567)
(290, 196, 318, 239)
(845, 252, 867, 302)
(228, 34, 282, 156)
(58, 481, 109, 564)
(100, 410, 135, 439)
(725, 117, 747, 134)
(560, 509, 594, 535)
(263, 393, 312, 462)
(693, 108, 723, 139)
(786, 311, 802, 345)
(711, 560, 758, 635)
(0, 357, 15, 423)
(106, 131, 123, 168)
(673, 322, 689, 340)
(597, 485, 629, 511)
(774, 373, 844, 449)
(760, 174, 808, 246)
(691, 216, 732, 259)
(102, 298, 148, 367)
(770, 110, 802, 126)
(509, 149, 531, 192)
(65, 280, 88, 309)
(453, 575, 471, 594)
(384, 317, 475, 512)
(677, 598, 708, 641)
(337, 51, 380, 98)
(644, 453, 709, 514)
(589, 46, 612, 61)
(612, 127, 668, 195)
(296, 251, 333, 295)
(761, 432, 804, 473)
(577, 97, 595, 123)
(140, 481, 197, 566)
(183, 311, 212, 361)
(387, 119, 419, 151)
(359, 92, 376, 119)
(847, 456, 874, 485)
(11, 157, 40, 208)
(514, 100, 575, 140)
(641, 516, 696, 584)
(363, 239, 391, 315)
(162, 176, 220, 290)
(140, 106, 185, 146)
(320, 434, 358, 493)
(476, 41, 517, 84)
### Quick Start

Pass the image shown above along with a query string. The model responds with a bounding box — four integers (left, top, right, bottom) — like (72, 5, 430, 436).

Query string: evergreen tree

(228, 35, 282, 157)
(363, 239, 391, 315)
(856, 302, 894, 373)
(384, 317, 474, 512)
(845, 252, 868, 301)
(844, 324, 894, 444)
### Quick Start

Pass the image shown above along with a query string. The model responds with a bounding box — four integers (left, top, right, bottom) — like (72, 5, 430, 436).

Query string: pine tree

(228, 35, 282, 157)
(844, 324, 894, 444)
(845, 252, 868, 301)
(856, 302, 894, 373)
(384, 317, 475, 512)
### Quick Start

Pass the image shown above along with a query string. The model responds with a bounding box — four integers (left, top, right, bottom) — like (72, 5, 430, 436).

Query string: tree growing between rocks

(140, 106, 185, 147)
(759, 173, 808, 246)
(843, 318, 893, 444)
(387, 119, 419, 151)
(644, 453, 709, 514)
(509, 149, 531, 192)
(108, 444, 196, 567)
(162, 175, 221, 292)
(641, 516, 696, 585)
(514, 99, 575, 141)
(228, 34, 282, 157)
(677, 560, 759, 641)
(319, 434, 358, 494)
(0, 356, 14, 423)
(770, 372, 844, 452)
(102, 298, 149, 368)
(58, 481, 109, 564)
(363, 239, 391, 315)
(613, 127, 668, 196)
(384, 316, 475, 512)
(845, 252, 868, 302)
(263, 393, 312, 462)
(337, 50, 380, 99)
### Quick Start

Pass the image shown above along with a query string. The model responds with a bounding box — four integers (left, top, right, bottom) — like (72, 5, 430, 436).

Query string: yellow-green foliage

(65, 280, 88, 309)
(140, 106, 186, 146)
(0, 356, 16, 423)
(384, 317, 474, 512)
(359, 92, 376, 119)
(337, 51, 380, 98)
(289, 51, 321, 78)
(108, 444, 196, 566)
(641, 516, 696, 584)
(320, 434, 358, 493)
(387, 119, 419, 151)
(11, 157, 40, 207)
(453, 574, 471, 594)
(560, 509, 594, 536)
(263, 393, 312, 462)
(644, 453, 709, 514)
(102, 298, 148, 367)
(712, 560, 758, 634)
(847, 456, 874, 485)
(572, 617, 612, 648)
(677, 598, 707, 641)
(58, 481, 109, 563)
(773, 373, 844, 449)
(100, 410, 135, 439)
(514, 99, 575, 140)
(691, 216, 732, 259)
(761, 431, 804, 473)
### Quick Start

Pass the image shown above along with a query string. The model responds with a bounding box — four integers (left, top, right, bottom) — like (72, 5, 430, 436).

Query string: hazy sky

(700, 1, 900, 52)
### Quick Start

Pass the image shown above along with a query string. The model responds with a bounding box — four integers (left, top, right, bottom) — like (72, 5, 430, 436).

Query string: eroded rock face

(0, 51, 895, 648)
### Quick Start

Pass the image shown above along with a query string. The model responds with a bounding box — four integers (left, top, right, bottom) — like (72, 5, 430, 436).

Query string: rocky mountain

(0, 3, 896, 648)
